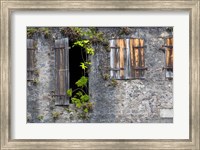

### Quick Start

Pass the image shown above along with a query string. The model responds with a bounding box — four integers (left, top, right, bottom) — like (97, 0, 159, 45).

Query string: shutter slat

(125, 39, 131, 79)
(115, 46, 120, 79)
(130, 39, 135, 78)
(139, 39, 145, 77)
(133, 39, 140, 78)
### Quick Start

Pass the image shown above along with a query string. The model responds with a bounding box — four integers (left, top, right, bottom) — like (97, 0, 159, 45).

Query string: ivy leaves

(71, 91, 89, 108)
(75, 76, 88, 88)
(66, 76, 91, 112)
(73, 40, 94, 55)
(67, 88, 72, 97)
(80, 62, 91, 70)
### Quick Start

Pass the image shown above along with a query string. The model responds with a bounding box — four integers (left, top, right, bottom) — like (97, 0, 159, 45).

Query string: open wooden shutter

(27, 39, 35, 81)
(54, 38, 69, 105)
(109, 38, 147, 80)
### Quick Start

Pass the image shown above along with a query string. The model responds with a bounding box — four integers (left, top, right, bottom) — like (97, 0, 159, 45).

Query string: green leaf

(86, 47, 94, 55)
(67, 89, 72, 97)
(80, 62, 87, 70)
(71, 97, 80, 104)
(84, 108, 88, 113)
(73, 40, 89, 48)
(75, 76, 88, 88)
(80, 94, 89, 102)
(76, 91, 83, 97)
(76, 102, 82, 108)
(85, 61, 91, 65)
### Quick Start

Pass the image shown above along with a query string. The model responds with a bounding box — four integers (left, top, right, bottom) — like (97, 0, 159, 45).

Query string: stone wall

(27, 27, 173, 123)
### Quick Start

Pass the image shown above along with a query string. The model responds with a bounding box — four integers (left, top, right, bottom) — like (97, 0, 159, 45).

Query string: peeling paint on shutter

(27, 39, 35, 81)
(54, 38, 69, 105)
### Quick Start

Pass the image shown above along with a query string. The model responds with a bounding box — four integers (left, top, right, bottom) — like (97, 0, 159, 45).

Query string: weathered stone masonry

(27, 27, 173, 123)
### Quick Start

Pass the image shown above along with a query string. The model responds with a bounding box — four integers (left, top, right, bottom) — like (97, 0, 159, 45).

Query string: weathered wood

(114, 44, 120, 79)
(130, 39, 135, 78)
(169, 38, 173, 67)
(109, 39, 116, 78)
(133, 39, 140, 78)
(54, 38, 69, 106)
(165, 38, 170, 67)
(139, 39, 145, 77)
(125, 38, 131, 79)
(165, 37, 173, 67)
(117, 39, 125, 79)
(110, 38, 146, 79)
(27, 39, 35, 81)
(165, 37, 173, 78)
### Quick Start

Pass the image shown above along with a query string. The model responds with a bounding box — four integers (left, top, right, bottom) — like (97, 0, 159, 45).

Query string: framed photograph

(1, 0, 199, 149)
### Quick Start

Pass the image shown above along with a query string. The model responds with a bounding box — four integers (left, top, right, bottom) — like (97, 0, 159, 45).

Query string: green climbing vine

(27, 27, 112, 119)
(65, 27, 108, 119)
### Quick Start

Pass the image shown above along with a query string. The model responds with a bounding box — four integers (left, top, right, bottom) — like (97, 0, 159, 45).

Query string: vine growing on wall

(65, 27, 108, 119)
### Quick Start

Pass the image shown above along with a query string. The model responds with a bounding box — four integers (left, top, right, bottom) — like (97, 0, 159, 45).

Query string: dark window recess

(54, 38, 70, 106)
(109, 38, 147, 80)
(160, 36, 173, 79)
(69, 43, 88, 99)
(27, 39, 36, 81)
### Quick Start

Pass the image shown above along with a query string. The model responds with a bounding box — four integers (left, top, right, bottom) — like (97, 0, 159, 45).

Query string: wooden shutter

(165, 37, 173, 78)
(27, 39, 35, 81)
(110, 38, 146, 80)
(131, 38, 146, 79)
(117, 39, 125, 79)
(110, 39, 120, 79)
(54, 38, 69, 105)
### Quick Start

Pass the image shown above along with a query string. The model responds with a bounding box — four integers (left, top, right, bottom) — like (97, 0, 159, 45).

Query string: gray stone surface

(160, 109, 173, 118)
(27, 27, 173, 123)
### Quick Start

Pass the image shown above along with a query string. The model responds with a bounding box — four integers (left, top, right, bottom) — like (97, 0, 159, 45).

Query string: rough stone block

(160, 109, 173, 118)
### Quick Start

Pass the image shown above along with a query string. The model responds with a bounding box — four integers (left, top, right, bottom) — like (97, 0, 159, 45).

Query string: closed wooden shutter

(54, 38, 69, 105)
(109, 38, 147, 80)
(27, 39, 35, 81)
(164, 37, 173, 79)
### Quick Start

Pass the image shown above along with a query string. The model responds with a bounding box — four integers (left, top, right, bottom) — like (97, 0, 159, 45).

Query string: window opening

(69, 42, 88, 102)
